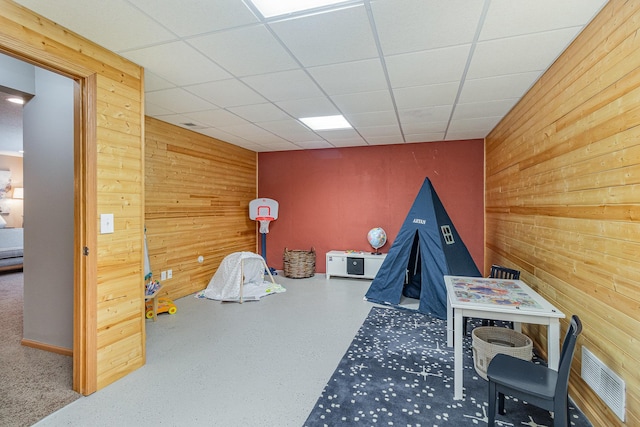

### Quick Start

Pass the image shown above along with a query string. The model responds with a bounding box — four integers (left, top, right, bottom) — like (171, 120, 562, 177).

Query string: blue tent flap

(364, 177, 480, 319)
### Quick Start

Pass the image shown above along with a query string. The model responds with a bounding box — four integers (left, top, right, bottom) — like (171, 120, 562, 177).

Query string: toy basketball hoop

(256, 217, 273, 234)
(249, 198, 279, 274)
(249, 198, 279, 232)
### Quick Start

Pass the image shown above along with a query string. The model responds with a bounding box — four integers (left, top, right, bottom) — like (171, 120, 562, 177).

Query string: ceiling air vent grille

(180, 122, 205, 129)
(581, 346, 625, 421)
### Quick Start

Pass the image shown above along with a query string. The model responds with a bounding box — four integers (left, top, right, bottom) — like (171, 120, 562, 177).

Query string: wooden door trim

(73, 74, 97, 394)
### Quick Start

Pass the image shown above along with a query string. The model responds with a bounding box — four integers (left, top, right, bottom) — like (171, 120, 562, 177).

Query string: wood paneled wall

(95, 71, 144, 390)
(0, 1, 145, 393)
(485, 1, 640, 425)
(144, 117, 257, 301)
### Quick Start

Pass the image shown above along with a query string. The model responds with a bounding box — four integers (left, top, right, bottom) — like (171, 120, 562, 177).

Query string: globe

(367, 227, 387, 254)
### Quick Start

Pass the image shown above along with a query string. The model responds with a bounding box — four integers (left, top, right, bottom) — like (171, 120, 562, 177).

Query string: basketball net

(256, 217, 273, 234)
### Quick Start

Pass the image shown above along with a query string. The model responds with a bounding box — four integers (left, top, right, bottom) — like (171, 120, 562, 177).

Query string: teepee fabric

(365, 178, 480, 319)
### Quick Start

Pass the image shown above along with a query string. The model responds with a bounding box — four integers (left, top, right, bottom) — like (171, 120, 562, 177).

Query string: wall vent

(581, 346, 625, 421)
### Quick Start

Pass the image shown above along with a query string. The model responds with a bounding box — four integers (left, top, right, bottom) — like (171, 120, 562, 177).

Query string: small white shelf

(326, 250, 386, 280)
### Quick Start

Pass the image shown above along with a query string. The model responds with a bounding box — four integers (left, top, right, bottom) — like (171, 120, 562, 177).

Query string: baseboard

(21, 338, 73, 356)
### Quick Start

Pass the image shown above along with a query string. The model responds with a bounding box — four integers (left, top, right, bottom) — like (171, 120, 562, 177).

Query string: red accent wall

(258, 140, 484, 273)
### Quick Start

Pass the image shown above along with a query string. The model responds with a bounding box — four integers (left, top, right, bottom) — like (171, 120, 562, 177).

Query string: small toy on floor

(145, 297, 177, 319)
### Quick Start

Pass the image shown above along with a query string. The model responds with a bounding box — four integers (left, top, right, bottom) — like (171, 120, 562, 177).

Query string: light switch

(100, 213, 114, 234)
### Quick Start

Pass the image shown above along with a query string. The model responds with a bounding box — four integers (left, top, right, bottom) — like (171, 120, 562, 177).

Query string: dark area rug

(304, 306, 591, 427)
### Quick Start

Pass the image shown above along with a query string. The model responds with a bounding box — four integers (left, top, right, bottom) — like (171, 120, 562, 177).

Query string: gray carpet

(0, 271, 80, 427)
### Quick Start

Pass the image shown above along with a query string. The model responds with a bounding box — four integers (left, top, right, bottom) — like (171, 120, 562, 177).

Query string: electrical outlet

(160, 271, 167, 281)
(167, 269, 173, 279)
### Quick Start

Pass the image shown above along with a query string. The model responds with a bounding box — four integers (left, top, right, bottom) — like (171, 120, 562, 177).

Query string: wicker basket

(472, 326, 533, 380)
(283, 247, 316, 278)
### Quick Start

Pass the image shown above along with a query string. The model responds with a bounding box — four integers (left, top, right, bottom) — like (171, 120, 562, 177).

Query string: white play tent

(203, 252, 280, 302)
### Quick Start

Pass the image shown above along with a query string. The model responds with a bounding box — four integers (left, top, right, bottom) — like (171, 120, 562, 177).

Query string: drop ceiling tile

(346, 111, 399, 127)
(318, 129, 361, 142)
(307, 59, 388, 95)
(393, 82, 459, 110)
(479, 0, 607, 40)
(365, 136, 404, 145)
(256, 120, 321, 142)
(448, 116, 501, 133)
(355, 124, 402, 138)
(372, 0, 484, 55)
(183, 109, 250, 127)
(198, 128, 255, 145)
(15, 0, 176, 52)
(256, 134, 297, 146)
(227, 103, 291, 123)
(242, 69, 324, 102)
(275, 97, 338, 118)
(189, 25, 299, 76)
(294, 140, 335, 150)
(328, 138, 369, 147)
(331, 91, 395, 115)
(124, 41, 231, 86)
(217, 123, 279, 140)
(386, 44, 471, 88)
(453, 99, 518, 120)
(445, 130, 487, 140)
(405, 132, 445, 143)
(235, 142, 266, 152)
(398, 105, 452, 124)
(145, 102, 175, 116)
(145, 88, 217, 113)
(467, 28, 582, 80)
(269, 4, 379, 67)
(144, 72, 175, 92)
(152, 113, 208, 129)
(185, 79, 266, 108)
(459, 72, 540, 103)
(127, 0, 259, 37)
(260, 141, 302, 151)
(402, 121, 447, 134)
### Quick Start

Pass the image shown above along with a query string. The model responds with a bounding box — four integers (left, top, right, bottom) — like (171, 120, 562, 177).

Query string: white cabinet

(325, 250, 386, 280)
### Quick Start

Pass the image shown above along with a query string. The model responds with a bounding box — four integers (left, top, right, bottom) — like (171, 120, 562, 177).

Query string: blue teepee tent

(364, 178, 480, 319)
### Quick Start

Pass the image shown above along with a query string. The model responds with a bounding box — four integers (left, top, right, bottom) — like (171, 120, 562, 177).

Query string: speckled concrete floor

(35, 274, 388, 427)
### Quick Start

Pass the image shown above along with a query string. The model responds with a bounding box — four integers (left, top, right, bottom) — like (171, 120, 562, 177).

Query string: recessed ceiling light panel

(7, 97, 24, 105)
(249, 0, 353, 18)
(300, 115, 352, 131)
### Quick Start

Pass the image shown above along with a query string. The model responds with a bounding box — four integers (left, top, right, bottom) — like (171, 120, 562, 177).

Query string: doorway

(0, 54, 74, 375)
(0, 48, 96, 394)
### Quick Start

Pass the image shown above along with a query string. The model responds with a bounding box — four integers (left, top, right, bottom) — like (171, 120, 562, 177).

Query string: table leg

(513, 321, 522, 332)
(547, 318, 560, 370)
(447, 295, 453, 347)
(454, 310, 463, 400)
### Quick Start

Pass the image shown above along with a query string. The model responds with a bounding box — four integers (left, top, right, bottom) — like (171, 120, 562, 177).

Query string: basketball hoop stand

(257, 217, 277, 275)
(249, 198, 279, 276)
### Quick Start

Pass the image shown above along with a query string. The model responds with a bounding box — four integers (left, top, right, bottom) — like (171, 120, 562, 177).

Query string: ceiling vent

(180, 122, 205, 129)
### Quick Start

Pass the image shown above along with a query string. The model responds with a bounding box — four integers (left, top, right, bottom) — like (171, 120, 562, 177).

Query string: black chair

(487, 315, 583, 427)
(488, 264, 521, 281)
(463, 265, 521, 335)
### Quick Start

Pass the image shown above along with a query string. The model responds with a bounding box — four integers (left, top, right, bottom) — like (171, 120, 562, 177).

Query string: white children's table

(444, 275, 565, 400)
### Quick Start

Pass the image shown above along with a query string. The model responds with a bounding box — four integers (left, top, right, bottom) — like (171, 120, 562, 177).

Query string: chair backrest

(555, 315, 582, 395)
(489, 264, 521, 280)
